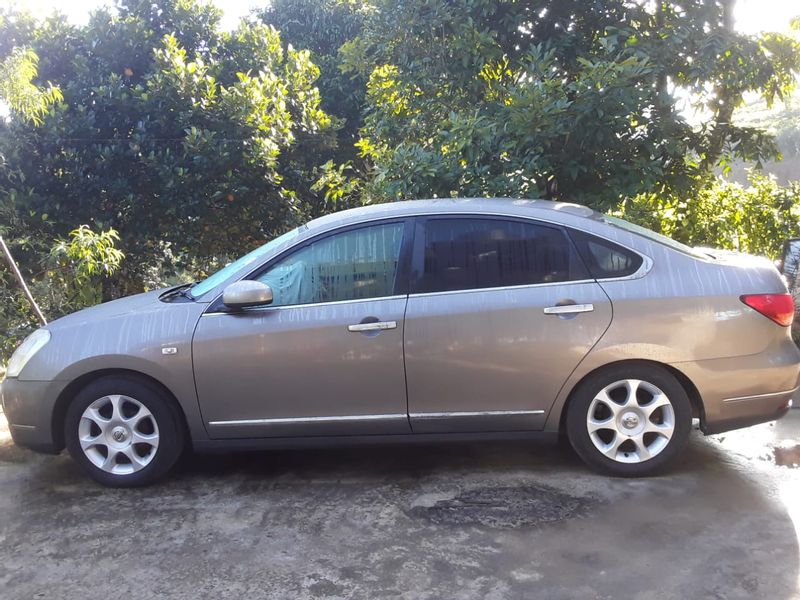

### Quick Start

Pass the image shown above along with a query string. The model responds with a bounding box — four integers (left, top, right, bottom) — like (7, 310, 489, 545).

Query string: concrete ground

(1, 412, 799, 600)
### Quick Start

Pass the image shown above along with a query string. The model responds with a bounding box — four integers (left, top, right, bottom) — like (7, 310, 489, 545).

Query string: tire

(64, 375, 185, 487)
(565, 363, 692, 477)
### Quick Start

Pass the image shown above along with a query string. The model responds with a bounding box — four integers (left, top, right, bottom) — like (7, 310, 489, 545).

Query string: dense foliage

(256, 0, 365, 164)
(0, 0, 335, 298)
(618, 172, 800, 259)
(1, 0, 800, 365)
(346, 0, 799, 205)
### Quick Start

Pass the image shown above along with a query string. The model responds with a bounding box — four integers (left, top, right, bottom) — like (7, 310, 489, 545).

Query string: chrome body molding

(201, 295, 407, 316)
(406, 279, 597, 300)
(209, 413, 409, 426)
(722, 386, 799, 403)
(210, 410, 547, 427)
(409, 410, 546, 419)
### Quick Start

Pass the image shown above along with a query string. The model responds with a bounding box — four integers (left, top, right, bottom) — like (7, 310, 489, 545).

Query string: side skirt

(192, 429, 560, 453)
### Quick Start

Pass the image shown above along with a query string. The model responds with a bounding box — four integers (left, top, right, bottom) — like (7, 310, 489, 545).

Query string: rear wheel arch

(562, 359, 695, 475)
(52, 368, 190, 452)
(558, 359, 704, 434)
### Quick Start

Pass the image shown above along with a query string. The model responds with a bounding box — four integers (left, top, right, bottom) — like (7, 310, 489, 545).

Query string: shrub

(616, 172, 800, 259)
(0, 226, 123, 366)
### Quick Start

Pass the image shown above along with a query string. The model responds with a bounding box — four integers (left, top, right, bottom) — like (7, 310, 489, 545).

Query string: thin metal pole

(0, 235, 47, 326)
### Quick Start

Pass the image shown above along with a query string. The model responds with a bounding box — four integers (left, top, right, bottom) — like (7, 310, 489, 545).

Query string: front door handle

(347, 321, 398, 332)
(543, 303, 594, 315)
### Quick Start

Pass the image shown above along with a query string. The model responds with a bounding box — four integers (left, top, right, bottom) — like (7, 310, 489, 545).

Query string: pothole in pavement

(407, 484, 594, 528)
(773, 442, 800, 468)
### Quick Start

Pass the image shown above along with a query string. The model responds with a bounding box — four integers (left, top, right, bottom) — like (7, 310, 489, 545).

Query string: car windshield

(601, 215, 709, 259)
(190, 228, 302, 299)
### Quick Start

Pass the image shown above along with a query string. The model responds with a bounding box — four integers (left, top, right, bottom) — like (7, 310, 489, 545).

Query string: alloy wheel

(77, 394, 160, 475)
(586, 379, 675, 463)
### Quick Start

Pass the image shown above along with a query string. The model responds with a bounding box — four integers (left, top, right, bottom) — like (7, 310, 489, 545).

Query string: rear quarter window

(568, 229, 643, 279)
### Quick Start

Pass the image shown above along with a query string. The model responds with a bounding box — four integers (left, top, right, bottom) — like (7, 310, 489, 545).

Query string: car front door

(405, 216, 614, 433)
(193, 220, 413, 439)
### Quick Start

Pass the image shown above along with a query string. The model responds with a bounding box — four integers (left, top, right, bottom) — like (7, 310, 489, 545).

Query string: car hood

(45, 288, 170, 330)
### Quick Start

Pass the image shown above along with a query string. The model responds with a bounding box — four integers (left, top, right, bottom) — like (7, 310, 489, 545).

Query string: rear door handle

(347, 321, 398, 332)
(543, 304, 594, 315)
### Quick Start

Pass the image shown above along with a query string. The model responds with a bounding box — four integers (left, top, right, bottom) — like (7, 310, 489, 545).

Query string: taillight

(740, 293, 795, 327)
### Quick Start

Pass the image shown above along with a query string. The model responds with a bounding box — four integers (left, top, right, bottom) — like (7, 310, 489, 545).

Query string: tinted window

(569, 229, 643, 279)
(255, 222, 405, 306)
(416, 218, 589, 293)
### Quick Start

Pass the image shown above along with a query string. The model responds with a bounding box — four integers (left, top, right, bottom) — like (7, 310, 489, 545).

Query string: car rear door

(404, 216, 613, 433)
(192, 219, 414, 439)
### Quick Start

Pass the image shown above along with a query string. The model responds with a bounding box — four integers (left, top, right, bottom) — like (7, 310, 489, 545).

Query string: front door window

(256, 222, 405, 306)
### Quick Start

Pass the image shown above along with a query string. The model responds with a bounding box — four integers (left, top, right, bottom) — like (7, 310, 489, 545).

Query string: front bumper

(1, 377, 67, 453)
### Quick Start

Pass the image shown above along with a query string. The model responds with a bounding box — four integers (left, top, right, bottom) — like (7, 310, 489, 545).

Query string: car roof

(304, 198, 598, 232)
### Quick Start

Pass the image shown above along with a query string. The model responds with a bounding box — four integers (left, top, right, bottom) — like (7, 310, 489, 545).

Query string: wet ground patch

(407, 483, 594, 528)
(0, 440, 31, 463)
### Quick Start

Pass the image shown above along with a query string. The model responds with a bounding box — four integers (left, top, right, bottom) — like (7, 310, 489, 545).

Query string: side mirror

(222, 280, 273, 309)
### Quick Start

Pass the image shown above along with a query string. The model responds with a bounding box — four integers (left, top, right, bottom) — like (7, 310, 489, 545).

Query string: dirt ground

(1, 410, 799, 599)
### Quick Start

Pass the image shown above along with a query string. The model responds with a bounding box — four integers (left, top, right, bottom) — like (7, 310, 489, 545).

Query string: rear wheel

(65, 375, 184, 487)
(566, 364, 692, 476)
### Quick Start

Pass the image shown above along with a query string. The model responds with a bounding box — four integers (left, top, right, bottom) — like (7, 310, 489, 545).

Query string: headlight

(6, 329, 51, 378)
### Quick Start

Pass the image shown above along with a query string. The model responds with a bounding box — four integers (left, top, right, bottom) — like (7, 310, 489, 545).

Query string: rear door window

(414, 218, 589, 293)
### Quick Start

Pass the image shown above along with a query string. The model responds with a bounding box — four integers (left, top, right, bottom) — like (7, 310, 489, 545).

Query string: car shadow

(174, 435, 585, 482)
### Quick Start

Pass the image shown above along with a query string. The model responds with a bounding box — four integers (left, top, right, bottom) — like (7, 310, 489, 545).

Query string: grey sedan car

(3, 199, 799, 486)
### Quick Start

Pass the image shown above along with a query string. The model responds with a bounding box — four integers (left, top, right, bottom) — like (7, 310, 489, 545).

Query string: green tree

(344, 0, 800, 207)
(0, 0, 335, 297)
(256, 0, 366, 160)
(256, 0, 368, 212)
(0, 48, 62, 124)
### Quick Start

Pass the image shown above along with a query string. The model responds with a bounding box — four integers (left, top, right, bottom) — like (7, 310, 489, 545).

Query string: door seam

(543, 280, 615, 427)
(401, 294, 414, 432)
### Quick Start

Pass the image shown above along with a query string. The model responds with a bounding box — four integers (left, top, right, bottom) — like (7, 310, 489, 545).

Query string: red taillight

(740, 293, 795, 327)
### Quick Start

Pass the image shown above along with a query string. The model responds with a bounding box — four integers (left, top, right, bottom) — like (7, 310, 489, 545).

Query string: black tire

(64, 375, 185, 487)
(565, 363, 692, 477)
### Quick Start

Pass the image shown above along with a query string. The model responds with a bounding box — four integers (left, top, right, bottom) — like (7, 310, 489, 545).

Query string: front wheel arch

(52, 368, 190, 452)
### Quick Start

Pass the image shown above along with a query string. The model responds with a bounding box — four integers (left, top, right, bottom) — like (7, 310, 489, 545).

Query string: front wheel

(565, 364, 692, 477)
(65, 375, 184, 487)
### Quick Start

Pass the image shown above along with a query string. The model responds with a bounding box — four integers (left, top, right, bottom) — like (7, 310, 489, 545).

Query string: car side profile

(2, 198, 798, 486)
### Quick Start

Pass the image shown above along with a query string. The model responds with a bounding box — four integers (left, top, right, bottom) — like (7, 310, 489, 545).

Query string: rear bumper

(672, 338, 800, 436)
(702, 389, 793, 435)
(0, 377, 66, 454)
